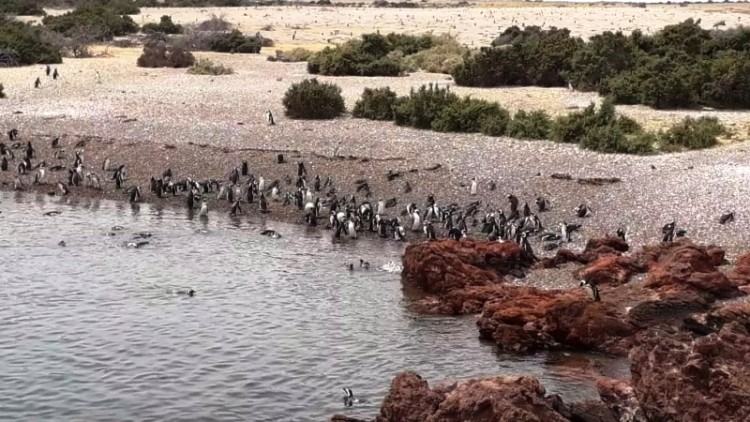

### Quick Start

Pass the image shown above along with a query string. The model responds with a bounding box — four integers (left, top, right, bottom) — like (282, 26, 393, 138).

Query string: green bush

(307, 32, 440, 77)
(136, 41, 195, 68)
(352, 87, 398, 120)
(142, 15, 183, 34)
(209, 29, 262, 53)
(431, 97, 509, 134)
(0, 0, 46, 16)
(401, 34, 467, 74)
(187, 58, 233, 75)
(0, 16, 62, 65)
(579, 125, 654, 154)
(282, 79, 345, 120)
(552, 99, 641, 144)
(42, 4, 139, 40)
(393, 83, 459, 129)
(659, 116, 726, 151)
(506, 110, 552, 140)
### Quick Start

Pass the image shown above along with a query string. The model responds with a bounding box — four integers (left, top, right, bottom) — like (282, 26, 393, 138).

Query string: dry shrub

(197, 14, 232, 32)
(137, 41, 195, 68)
(187, 58, 234, 75)
(267, 47, 313, 62)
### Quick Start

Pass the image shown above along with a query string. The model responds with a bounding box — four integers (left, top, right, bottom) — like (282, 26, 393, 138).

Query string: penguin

(536, 197, 550, 212)
(34, 77, 41, 88)
(508, 194, 519, 214)
(25, 141, 34, 159)
(277, 153, 284, 164)
(347, 219, 357, 239)
(8, 128, 19, 141)
(56, 181, 68, 196)
(199, 201, 208, 218)
(162, 168, 172, 180)
(469, 177, 477, 195)
(129, 186, 141, 203)
(343, 388, 356, 407)
(227, 185, 235, 203)
(51, 137, 59, 148)
(575, 204, 592, 218)
(265, 110, 275, 125)
(187, 190, 195, 209)
(448, 228, 464, 241)
(411, 208, 421, 231)
(260, 193, 269, 213)
(719, 212, 735, 225)
(13, 176, 24, 191)
(377, 199, 386, 216)
(1, 156, 7, 171)
(246, 184, 254, 203)
(102, 157, 110, 172)
(74, 151, 83, 168)
(488, 180, 496, 191)
(523, 202, 531, 218)
(616, 227, 627, 242)
(241, 160, 248, 176)
(423, 221, 437, 240)
(271, 186, 280, 201)
(298, 161, 306, 178)
(580, 280, 601, 302)
(662, 221, 676, 242)
(46, 65, 51, 76)
(260, 229, 281, 239)
(52, 68, 59, 80)
(403, 181, 412, 193)
(520, 232, 536, 260)
(314, 175, 321, 192)
(34, 163, 46, 184)
(560, 222, 570, 242)
(359, 259, 370, 269)
(230, 167, 240, 185)
(258, 177, 265, 193)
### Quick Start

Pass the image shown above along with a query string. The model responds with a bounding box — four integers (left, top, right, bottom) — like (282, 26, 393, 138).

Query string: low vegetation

(209, 29, 264, 54)
(0, 0, 46, 16)
(187, 58, 233, 75)
(142, 15, 183, 35)
(283, 79, 346, 120)
(136, 40, 195, 68)
(453, 19, 750, 110)
(42, 4, 139, 40)
(308, 32, 465, 76)
(352, 85, 727, 154)
(267, 48, 313, 63)
(0, 16, 63, 65)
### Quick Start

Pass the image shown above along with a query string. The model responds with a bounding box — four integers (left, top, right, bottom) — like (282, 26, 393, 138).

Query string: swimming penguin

(260, 229, 282, 239)
(575, 204, 592, 218)
(343, 388, 357, 407)
(719, 212, 735, 225)
(199, 201, 208, 218)
(260, 193, 269, 213)
(469, 177, 477, 195)
(265, 110, 275, 125)
(579, 280, 601, 302)
(241, 160, 248, 176)
(129, 186, 142, 203)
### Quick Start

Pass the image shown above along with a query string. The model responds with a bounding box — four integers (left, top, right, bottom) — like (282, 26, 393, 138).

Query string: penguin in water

(574, 204, 592, 218)
(199, 201, 208, 218)
(265, 110, 276, 125)
(580, 280, 601, 302)
(343, 388, 359, 407)
(469, 177, 478, 195)
(719, 212, 735, 225)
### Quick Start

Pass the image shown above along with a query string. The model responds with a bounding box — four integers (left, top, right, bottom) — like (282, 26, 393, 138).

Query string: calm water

(0, 192, 626, 421)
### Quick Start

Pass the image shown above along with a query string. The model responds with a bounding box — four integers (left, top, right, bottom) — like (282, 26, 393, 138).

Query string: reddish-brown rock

(643, 241, 741, 299)
(629, 326, 750, 422)
(538, 237, 629, 269)
(575, 255, 643, 286)
(728, 252, 750, 286)
(476, 287, 635, 354)
(374, 372, 572, 422)
(402, 239, 532, 297)
(596, 378, 645, 422)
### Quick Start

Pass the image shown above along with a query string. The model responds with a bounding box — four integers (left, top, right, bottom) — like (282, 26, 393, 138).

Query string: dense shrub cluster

(282, 79, 345, 119)
(308, 33, 455, 76)
(0, 16, 63, 65)
(454, 20, 750, 109)
(352, 85, 728, 154)
(208, 29, 264, 53)
(267, 48, 313, 62)
(42, 4, 139, 40)
(0, 0, 46, 16)
(401, 34, 467, 74)
(187, 58, 233, 75)
(136, 41, 195, 68)
(142, 15, 183, 34)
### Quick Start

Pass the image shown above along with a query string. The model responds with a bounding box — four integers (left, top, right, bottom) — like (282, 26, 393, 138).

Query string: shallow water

(0, 192, 626, 421)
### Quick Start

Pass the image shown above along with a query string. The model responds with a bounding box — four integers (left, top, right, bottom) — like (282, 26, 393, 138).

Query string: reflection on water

(0, 192, 624, 421)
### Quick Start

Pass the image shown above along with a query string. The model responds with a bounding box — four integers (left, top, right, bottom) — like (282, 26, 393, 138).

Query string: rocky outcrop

(643, 241, 741, 300)
(629, 325, 750, 422)
(728, 252, 750, 286)
(538, 236, 630, 269)
(575, 255, 642, 286)
(373, 371, 573, 422)
(476, 287, 635, 354)
(403, 240, 533, 314)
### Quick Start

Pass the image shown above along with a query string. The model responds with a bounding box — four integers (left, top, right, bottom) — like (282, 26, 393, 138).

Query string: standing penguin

(1, 156, 7, 171)
(580, 280, 601, 302)
(411, 208, 421, 231)
(52, 68, 59, 80)
(129, 186, 141, 203)
(34, 77, 41, 88)
(199, 201, 208, 218)
(470, 177, 477, 195)
(423, 221, 437, 241)
(187, 190, 195, 209)
(241, 160, 248, 176)
(265, 110, 275, 125)
(45, 65, 51, 76)
(298, 161, 306, 179)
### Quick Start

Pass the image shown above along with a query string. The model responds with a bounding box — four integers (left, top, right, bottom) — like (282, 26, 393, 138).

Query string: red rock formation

(575, 255, 642, 286)
(476, 287, 635, 354)
(374, 372, 572, 422)
(537, 236, 630, 269)
(728, 252, 750, 286)
(629, 326, 750, 422)
(402, 239, 532, 297)
(596, 378, 645, 422)
(643, 241, 741, 299)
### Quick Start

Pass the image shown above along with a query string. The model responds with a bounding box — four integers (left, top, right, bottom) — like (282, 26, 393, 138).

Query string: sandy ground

(3, 5, 750, 261)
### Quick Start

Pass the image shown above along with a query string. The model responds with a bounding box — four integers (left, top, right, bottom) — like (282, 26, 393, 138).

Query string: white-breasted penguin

(265, 110, 275, 126)
(470, 177, 477, 195)
(580, 280, 601, 302)
(199, 200, 208, 218)
(575, 204, 592, 218)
